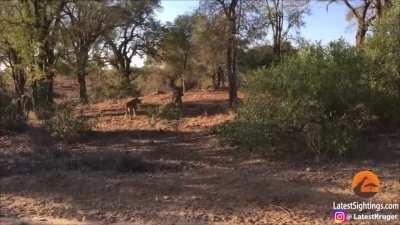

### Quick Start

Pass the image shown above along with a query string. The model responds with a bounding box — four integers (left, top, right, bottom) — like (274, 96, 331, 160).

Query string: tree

(24, 0, 67, 106)
(106, 0, 161, 89)
(343, 0, 375, 48)
(153, 15, 195, 107)
(199, 0, 266, 105)
(262, 0, 309, 56)
(62, 1, 120, 103)
(0, 43, 26, 97)
(193, 14, 226, 90)
(329, 0, 393, 48)
(0, 14, 27, 97)
(367, 0, 399, 96)
(374, 0, 393, 19)
(201, 0, 239, 106)
(0, 0, 66, 106)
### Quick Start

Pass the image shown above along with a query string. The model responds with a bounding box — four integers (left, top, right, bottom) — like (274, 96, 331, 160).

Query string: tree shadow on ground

(2, 163, 388, 224)
(80, 103, 161, 119)
(182, 99, 229, 118)
(0, 128, 214, 178)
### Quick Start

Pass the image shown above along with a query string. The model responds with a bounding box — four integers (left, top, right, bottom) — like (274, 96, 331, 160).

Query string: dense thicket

(220, 1, 400, 159)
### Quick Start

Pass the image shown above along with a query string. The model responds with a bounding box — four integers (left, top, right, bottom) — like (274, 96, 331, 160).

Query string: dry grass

(1, 77, 399, 225)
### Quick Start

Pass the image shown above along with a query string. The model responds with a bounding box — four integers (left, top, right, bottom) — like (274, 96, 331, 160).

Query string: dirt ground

(1, 88, 399, 225)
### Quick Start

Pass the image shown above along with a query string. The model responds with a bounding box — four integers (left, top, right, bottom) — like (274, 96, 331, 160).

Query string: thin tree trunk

(77, 50, 89, 104)
(216, 66, 223, 89)
(181, 76, 186, 93)
(356, 22, 368, 48)
(227, 18, 238, 106)
(9, 49, 26, 97)
(37, 40, 56, 104)
(13, 70, 26, 97)
(77, 71, 88, 104)
(121, 69, 131, 86)
(212, 70, 218, 90)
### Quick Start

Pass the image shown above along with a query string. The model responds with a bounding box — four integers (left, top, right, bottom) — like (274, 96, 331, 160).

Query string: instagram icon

(331, 210, 348, 224)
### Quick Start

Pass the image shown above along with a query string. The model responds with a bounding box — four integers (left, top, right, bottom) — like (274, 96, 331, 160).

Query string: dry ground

(1, 84, 399, 225)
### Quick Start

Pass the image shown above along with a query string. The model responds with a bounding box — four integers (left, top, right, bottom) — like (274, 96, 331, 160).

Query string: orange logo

(351, 170, 380, 198)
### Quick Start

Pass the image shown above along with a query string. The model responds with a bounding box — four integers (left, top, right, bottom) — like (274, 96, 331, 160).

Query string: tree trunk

(375, 0, 392, 19)
(220, 66, 226, 88)
(77, 50, 89, 104)
(9, 49, 26, 97)
(13, 70, 26, 97)
(356, 22, 368, 48)
(212, 67, 223, 90)
(212, 70, 218, 90)
(181, 76, 186, 93)
(121, 69, 131, 87)
(77, 71, 88, 104)
(226, 18, 238, 106)
(120, 71, 133, 97)
(217, 66, 223, 89)
(122, 67, 131, 82)
(37, 40, 55, 104)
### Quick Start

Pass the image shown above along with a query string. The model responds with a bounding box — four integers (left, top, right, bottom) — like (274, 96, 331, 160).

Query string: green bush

(0, 92, 27, 132)
(158, 103, 182, 120)
(146, 103, 182, 121)
(90, 70, 140, 101)
(366, 1, 400, 124)
(145, 103, 182, 129)
(0, 105, 27, 132)
(45, 102, 89, 141)
(34, 104, 56, 121)
(221, 40, 374, 158)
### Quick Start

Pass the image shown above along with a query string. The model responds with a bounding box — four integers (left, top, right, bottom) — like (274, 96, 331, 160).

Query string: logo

(331, 210, 349, 223)
(351, 170, 380, 198)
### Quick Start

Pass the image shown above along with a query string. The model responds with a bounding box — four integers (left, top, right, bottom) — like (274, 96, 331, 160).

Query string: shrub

(45, 102, 89, 141)
(145, 104, 182, 130)
(366, 1, 400, 124)
(90, 70, 140, 101)
(158, 103, 182, 120)
(0, 92, 27, 132)
(0, 109, 27, 132)
(34, 104, 56, 121)
(221, 40, 373, 158)
(146, 103, 182, 121)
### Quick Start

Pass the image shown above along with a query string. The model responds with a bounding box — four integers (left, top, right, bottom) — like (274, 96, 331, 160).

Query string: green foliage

(147, 14, 196, 91)
(145, 103, 182, 130)
(157, 103, 182, 120)
(192, 14, 226, 85)
(218, 121, 275, 153)
(0, 71, 14, 93)
(90, 70, 140, 101)
(45, 102, 89, 141)
(146, 103, 182, 122)
(238, 42, 295, 74)
(221, 40, 374, 158)
(0, 91, 27, 132)
(32, 79, 53, 110)
(365, 1, 400, 123)
(367, 1, 400, 78)
(135, 65, 169, 94)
